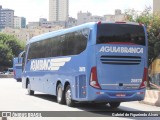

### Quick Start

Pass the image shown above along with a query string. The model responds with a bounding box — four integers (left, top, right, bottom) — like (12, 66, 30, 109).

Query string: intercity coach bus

(22, 22, 148, 108)
(13, 51, 25, 82)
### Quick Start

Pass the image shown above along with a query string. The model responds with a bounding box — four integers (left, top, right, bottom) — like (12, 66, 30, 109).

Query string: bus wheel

(109, 102, 120, 108)
(65, 85, 75, 107)
(56, 83, 65, 104)
(27, 80, 34, 95)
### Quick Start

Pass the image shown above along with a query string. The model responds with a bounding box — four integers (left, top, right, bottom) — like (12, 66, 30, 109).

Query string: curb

(141, 90, 160, 107)
(0, 75, 14, 78)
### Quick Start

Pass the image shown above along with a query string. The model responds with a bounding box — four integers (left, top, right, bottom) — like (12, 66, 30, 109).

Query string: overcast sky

(0, 0, 153, 23)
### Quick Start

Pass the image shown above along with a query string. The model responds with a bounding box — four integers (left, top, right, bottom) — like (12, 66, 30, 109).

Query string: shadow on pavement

(30, 94, 160, 118)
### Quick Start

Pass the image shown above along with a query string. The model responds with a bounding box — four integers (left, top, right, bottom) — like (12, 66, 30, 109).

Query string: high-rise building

(49, 0, 69, 21)
(0, 5, 14, 30)
(14, 16, 26, 28)
(153, 0, 160, 13)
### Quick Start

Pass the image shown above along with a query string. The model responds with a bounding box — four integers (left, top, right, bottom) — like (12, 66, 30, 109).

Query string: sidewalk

(141, 90, 160, 107)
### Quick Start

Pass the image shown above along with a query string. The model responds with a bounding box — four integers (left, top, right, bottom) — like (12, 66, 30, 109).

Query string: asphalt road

(0, 78, 159, 120)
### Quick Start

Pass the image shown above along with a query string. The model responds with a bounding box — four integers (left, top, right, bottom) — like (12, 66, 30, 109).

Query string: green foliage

(0, 33, 25, 70)
(0, 44, 12, 66)
(125, 7, 160, 65)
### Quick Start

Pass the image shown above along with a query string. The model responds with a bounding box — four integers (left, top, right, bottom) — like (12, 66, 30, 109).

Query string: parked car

(8, 68, 13, 74)
(4, 68, 14, 75)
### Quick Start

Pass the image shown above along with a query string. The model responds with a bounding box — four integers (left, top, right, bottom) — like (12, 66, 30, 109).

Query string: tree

(0, 44, 12, 66)
(0, 33, 25, 71)
(125, 7, 160, 65)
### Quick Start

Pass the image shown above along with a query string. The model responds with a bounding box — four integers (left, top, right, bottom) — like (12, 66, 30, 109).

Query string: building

(77, 11, 91, 25)
(104, 9, 126, 22)
(67, 17, 77, 28)
(153, 0, 160, 13)
(77, 11, 105, 25)
(39, 18, 66, 28)
(27, 18, 67, 28)
(27, 22, 40, 29)
(40, 21, 67, 28)
(90, 16, 105, 22)
(2, 26, 64, 42)
(49, 0, 69, 21)
(14, 16, 26, 28)
(0, 5, 14, 30)
(39, 18, 47, 23)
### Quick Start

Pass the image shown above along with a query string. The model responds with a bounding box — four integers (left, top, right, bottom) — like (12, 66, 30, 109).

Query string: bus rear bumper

(84, 89, 146, 102)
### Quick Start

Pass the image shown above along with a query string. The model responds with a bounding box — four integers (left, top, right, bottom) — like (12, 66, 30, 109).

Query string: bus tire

(56, 83, 65, 104)
(65, 85, 75, 107)
(27, 80, 34, 95)
(109, 102, 120, 108)
(17, 78, 22, 82)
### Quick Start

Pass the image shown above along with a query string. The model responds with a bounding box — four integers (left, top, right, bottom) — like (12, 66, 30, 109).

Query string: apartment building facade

(2, 26, 64, 42)
(14, 16, 26, 29)
(49, 0, 69, 21)
(0, 5, 14, 30)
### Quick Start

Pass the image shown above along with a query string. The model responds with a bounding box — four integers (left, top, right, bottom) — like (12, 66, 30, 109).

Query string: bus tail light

(97, 21, 101, 25)
(90, 67, 101, 89)
(139, 68, 148, 89)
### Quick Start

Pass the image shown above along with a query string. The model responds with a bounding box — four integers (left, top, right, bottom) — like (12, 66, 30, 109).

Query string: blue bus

(13, 51, 24, 82)
(22, 22, 148, 108)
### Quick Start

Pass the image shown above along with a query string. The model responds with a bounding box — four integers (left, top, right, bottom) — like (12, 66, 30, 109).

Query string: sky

(0, 0, 153, 23)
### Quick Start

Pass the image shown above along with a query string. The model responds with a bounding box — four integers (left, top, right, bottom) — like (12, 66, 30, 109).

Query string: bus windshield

(97, 23, 145, 45)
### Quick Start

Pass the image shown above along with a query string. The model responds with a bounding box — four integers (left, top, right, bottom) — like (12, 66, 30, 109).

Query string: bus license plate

(116, 93, 126, 97)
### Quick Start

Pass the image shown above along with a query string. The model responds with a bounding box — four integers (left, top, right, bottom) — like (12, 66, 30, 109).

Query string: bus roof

(27, 21, 142, 45)
(27, 22, 97, 45)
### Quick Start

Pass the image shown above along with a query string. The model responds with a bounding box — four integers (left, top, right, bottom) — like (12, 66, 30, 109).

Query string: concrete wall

(141, 90, 160, 107)
(0, 74, 14, 78)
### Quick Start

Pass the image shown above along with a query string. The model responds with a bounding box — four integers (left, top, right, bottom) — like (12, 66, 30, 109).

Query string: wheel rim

(66, 88, 71, 104)
(57, 87, 62, 102)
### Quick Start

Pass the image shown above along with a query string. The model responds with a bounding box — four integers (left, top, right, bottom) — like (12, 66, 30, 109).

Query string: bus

(22, 22, 148, 108)
(13, 51, 24, 82)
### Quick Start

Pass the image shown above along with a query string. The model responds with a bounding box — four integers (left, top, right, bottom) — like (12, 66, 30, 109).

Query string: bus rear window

(97, 24, 145, 45)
